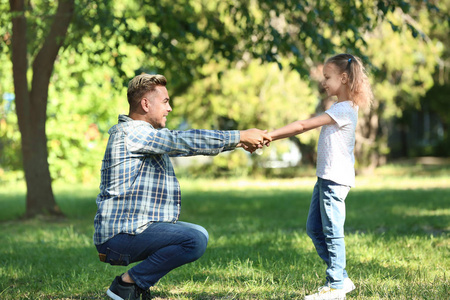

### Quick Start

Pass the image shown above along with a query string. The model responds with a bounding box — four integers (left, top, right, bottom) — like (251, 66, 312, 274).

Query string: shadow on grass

(181, 187, 449, 236)
(0, 183, 448, 299)
(347, 188, 449, 235)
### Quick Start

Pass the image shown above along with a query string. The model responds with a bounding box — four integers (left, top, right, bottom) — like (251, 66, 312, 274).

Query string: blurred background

(0, 0, 448, 196)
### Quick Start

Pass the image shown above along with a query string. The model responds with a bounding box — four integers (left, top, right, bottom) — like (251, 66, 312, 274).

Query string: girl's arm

(269, 113, 335, 141)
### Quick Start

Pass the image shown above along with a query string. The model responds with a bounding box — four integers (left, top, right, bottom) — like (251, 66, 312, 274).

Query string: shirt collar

(118, 114, 133, 123)
(117, 114, 157, 129)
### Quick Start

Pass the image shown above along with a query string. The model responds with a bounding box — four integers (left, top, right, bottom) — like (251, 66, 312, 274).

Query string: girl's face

(322, 63, 349, 101)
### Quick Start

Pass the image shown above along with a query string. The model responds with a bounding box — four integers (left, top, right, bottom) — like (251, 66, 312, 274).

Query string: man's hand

(238, 129, 272, 153)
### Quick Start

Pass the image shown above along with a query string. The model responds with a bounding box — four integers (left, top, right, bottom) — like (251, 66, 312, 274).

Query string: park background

(0, 0, 449, 299)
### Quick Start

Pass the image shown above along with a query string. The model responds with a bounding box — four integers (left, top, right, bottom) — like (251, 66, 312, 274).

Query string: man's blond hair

(127, 74, 167, 111)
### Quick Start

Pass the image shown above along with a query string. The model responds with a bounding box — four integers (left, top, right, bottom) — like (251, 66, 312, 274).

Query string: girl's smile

(322, 63, 350, 102)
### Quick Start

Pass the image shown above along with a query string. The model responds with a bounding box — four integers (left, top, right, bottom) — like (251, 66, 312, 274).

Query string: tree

(8, 0, 75, 217)
(357, 1, 446, 168)
(1, 0, 441, 218)
(172, 1, 447, 171)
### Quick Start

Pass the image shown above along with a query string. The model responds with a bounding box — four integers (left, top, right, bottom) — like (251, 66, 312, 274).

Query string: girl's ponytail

(326, 54, 373, 109)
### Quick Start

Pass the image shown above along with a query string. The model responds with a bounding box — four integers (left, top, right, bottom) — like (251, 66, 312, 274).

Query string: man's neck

(128, 111, 146, 121)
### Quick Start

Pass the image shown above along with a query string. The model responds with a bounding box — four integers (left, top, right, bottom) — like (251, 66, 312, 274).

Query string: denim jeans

(306, 178, 350, 289)
(96, 221, 209, 290)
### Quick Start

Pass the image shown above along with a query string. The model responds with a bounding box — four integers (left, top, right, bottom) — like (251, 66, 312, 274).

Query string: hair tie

(348, 58, 352, 63)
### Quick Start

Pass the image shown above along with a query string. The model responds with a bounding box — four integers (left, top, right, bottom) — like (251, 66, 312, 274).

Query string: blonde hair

(127, 74, 167, 111)
(325, 54, 373, 108)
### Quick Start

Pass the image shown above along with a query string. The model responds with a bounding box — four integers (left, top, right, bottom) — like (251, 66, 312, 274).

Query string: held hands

(238, 129, 272, 153)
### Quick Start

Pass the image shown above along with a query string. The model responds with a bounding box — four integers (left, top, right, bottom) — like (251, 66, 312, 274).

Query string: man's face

(145, 86, 172, 129)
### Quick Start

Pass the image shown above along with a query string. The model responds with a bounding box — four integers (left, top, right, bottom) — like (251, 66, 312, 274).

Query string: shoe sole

(304, 292, 346, 300)
(107, 288, 125, 300)
(304, 296, 346, 300)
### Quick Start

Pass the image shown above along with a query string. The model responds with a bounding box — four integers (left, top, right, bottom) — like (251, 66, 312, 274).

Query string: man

(94, 74, 271, 300)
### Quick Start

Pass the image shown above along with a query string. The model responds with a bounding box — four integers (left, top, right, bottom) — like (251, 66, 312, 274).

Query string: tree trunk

(289, 136, 316, 166)
(355, 100, 382, 173)
(10, 0, 75, 218)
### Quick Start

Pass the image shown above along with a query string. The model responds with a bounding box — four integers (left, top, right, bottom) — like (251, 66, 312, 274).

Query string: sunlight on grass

(401, 207, 450, 217)
(0, 164, 449, 299)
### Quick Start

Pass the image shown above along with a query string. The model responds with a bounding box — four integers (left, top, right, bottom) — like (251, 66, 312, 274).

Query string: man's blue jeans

(96, 221, 209, 290)
(306, 178, 350, 289)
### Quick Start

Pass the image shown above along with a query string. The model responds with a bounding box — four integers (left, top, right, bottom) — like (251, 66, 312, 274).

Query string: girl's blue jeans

(306, 177, 351, 289)
(96, 221, 209, 290)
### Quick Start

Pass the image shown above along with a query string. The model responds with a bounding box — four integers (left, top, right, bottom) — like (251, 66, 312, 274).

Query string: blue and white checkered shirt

(94, 114, 240, 245)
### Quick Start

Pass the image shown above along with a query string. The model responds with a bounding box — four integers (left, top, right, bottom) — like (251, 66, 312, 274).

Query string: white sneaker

(304, 285, 346, 300)
(343, 278, 356, 294)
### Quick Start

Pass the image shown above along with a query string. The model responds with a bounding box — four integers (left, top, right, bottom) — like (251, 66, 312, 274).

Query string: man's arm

(127, 126, 270, 156)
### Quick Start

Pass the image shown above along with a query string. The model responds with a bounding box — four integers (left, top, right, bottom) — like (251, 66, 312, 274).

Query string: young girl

(269, 54, 373, 300)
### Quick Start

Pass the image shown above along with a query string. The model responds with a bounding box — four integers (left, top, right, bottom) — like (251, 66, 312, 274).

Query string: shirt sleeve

(126, 125, 240, 157)
(325, 102, 354, 128)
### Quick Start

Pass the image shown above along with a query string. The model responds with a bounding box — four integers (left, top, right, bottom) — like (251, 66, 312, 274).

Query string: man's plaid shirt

(94, 115, 240, 245)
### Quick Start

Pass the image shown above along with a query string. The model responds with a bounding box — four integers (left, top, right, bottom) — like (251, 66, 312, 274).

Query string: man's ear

(141, 98, 150, 112)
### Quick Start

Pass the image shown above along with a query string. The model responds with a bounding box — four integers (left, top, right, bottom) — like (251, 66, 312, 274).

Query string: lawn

(0, 164, 449, 299)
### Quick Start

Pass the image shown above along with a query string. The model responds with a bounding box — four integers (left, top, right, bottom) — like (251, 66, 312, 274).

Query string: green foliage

(45, 49, 136, 183)
(0, 106, 22, 174)
(173, 60, 319, 172)
(1, 0, 449, 182)
(356, 3, 448, 162)
(0, 44, 21, 177)
(175, 60, 317, 130)
(368, 10, 439, 118)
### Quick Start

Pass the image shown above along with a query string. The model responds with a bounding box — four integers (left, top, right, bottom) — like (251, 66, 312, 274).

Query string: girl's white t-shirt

(316, 101, 358, 187)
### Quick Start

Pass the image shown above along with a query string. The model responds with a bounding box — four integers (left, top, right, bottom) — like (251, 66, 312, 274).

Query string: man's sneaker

(107, 276, 151, 300)
(343, 278, 356, 294)
(304, 285, 346, 300)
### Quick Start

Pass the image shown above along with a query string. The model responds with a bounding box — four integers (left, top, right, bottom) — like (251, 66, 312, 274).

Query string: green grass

(0, 164, 449, 299)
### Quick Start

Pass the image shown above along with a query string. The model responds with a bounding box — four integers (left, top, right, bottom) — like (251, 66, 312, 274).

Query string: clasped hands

(238, 129, 272, 153)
